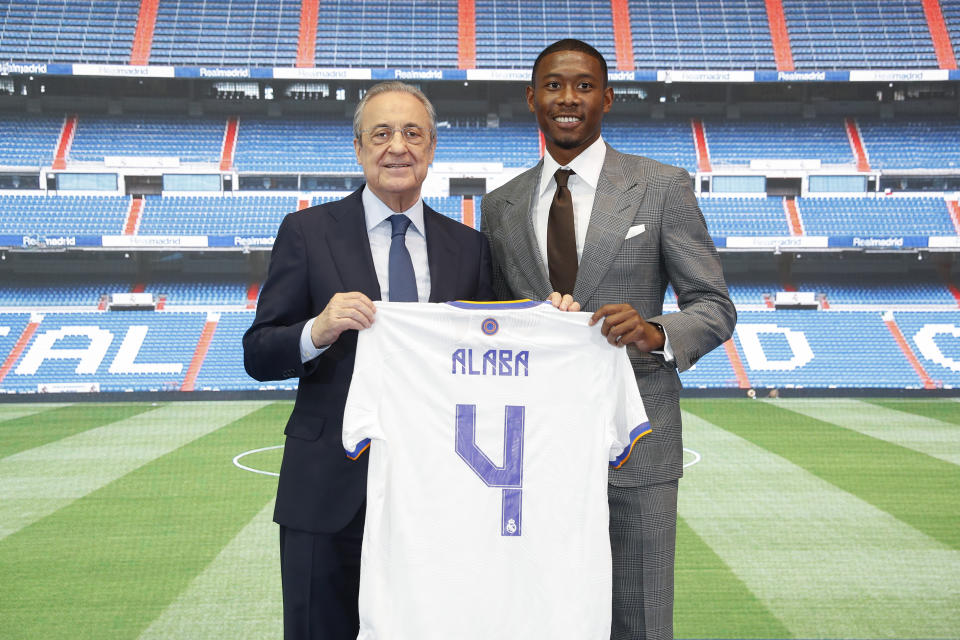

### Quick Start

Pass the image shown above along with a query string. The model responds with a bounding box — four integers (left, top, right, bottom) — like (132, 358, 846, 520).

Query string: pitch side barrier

(3, 62, 960, 83)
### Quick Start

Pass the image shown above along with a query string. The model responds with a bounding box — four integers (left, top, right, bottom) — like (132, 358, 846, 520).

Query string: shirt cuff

(300, 317, 328, 363)
(650, 324, 675, 363)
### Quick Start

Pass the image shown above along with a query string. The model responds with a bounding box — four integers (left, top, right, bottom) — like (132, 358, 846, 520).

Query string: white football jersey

(343, 300, 651, 640)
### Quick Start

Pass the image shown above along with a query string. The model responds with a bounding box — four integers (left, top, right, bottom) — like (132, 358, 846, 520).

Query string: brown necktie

(547, 168, 577, 295)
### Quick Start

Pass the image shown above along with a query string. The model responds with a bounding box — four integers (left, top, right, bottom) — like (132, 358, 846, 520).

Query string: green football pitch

(1, 398, 957, 639)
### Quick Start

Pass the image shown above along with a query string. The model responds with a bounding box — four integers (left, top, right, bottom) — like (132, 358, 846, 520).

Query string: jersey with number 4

(342, 300, 651, 640)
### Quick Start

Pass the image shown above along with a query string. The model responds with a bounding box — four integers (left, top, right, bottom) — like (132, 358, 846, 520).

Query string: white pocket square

(625, 224, 646, 239)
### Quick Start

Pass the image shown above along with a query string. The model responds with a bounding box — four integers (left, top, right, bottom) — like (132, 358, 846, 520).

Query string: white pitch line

(233, 445, 283, 477)
(683, 447, 701, 468)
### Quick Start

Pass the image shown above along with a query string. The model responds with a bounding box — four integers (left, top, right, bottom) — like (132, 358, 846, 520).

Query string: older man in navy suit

(244, 81, 493, 640)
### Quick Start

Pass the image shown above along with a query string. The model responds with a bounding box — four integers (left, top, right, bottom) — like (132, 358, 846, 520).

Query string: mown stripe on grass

(678, 406, 960, 639)
(0, 401, 290, 640)
(865, 398, 960, 427)
(0, 402, 70, 423)
(0, 400, 270, 540)
(138, 498, 282, 639)
(675, 516, 791, 639)
(683, 399, 960, 550)
(0, 402, 157, 459)
(775, 398, 960, 466)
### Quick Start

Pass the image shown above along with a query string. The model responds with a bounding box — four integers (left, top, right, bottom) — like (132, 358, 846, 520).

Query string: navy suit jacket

(244, 187, 494, 533)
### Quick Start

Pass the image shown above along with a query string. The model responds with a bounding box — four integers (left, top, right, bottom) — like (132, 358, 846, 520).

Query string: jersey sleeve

(342, 323, 384, 460)
(608, 349, 652, 469)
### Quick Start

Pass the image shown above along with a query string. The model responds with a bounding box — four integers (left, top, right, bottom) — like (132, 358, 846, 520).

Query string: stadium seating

(3, 307, 958, 392)
(0, 194, 130, 235)
(0, 0, 139, 64)
(0, 115, 63, 168)
(942, 3, 960, 56)
(603, 119, 698, 174)
(699, 196, 792, 237)
(781, 0, 938, 69)
(0, 0, 953, 72)
(678, 310, 960, 389)
(858, 118, 960, 171)
(474, 0, 617, 68)
(797, 196, 955, 236)
(5, 113, 960, 176)
(435, 122, 541, 168)
(703, 118, 854, 167)
(0, 310, 208, 393)
(628, 0, 777, 70)
(792, 274, 959, 305)
(234, 118, 355, 173)
(68, 115, 224, 164)
(149, 0, 299, 66)
(137, 195, 297, 236)
(313, 0, 459, 68)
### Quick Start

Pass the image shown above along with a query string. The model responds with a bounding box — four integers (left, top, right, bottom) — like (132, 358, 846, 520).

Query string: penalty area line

(233, 445, 283, 477)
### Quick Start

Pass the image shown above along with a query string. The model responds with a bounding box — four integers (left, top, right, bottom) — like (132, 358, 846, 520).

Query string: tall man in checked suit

(244, 81, 493, 640)
(480, 40, 736, 640)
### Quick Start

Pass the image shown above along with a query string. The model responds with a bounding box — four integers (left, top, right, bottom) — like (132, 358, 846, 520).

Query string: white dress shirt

(299, 186, 432, 361)
(536, 137, 673, 361)
(534, 136, 607, 266)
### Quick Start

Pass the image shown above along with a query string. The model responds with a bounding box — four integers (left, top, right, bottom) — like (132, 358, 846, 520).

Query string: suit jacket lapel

(326, 188, 382, 300)
(424, 204, 459, 302)
(502, 162, 553, 299)
(574, 145, 647, 306)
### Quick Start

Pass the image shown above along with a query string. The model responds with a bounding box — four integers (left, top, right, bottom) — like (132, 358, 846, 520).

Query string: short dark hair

(530, 39, 608, 87)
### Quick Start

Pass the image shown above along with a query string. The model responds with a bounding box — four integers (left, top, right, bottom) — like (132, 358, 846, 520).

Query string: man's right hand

(311, 292, 377, 348)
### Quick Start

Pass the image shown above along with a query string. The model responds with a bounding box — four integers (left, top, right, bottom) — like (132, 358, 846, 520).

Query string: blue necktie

(388, 214, 418, 302)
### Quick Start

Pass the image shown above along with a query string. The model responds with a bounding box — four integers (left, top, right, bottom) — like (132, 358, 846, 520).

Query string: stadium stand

(678, 310, 960, 389)
(233, 118, 355, 173)
(0, 310, 208, 393)
(6, 112, 958, 176)
(435, 122, 541, 168)
(0, 0, 139, 64)
(68, 115, 224, 164)
(3, 306, 958, 392)
(798, 196, 956, 237)
(1, 1, 959, 396)
(791, 274, 960, 306)
(0, 194, 130, 235)
(699, 196, 792, 237)
(313, 0, 460, 68)
(191, 311, 296, 391)
(474, 0, 617, 69)
(703, 118, 855, 166)
(603, 119, 698, 174)
(148, 0, 300, 66)
(137, 195, 297, 236)
(628, 0, 777, 70)
(781, 0, 939, 70)
(0, 114, 63, 168)
(858, 118, 960, 170)
(942, 2, 960, 53)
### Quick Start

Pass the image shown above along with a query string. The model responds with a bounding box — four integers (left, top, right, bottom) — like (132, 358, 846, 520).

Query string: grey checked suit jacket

(480, 145, 736, 487)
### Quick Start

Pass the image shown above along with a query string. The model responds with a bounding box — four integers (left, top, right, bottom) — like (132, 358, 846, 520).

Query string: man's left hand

(589, 303, 665, 351)
(547, 291, 581, 312)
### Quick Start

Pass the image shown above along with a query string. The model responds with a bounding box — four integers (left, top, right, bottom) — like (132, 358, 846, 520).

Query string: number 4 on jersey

(455, 404, 525, 537)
